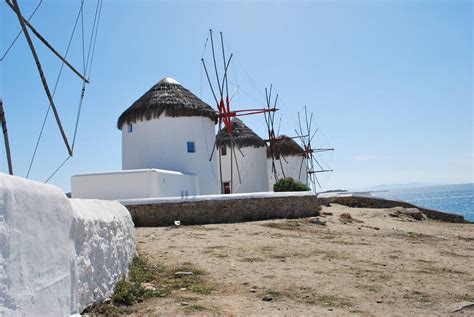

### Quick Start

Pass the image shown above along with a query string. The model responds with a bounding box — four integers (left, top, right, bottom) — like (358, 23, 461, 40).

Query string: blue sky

(1, 0, 472, 191)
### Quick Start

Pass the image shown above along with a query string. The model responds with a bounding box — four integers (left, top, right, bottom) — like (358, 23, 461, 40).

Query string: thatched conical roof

(216, 118, 266, 148)
(117, 77, 217, 129)
(266, 135, 304, 158)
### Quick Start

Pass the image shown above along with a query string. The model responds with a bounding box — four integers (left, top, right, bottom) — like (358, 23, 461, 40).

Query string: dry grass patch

(175, 295, 199, 302)
(259, 286, 354, 309)
(203, 245, 230, 259)
(411, 265, 466, 275)
(355, 283, 381, 293)
(293, 289, 354, 308)
(240, 257, 265, 263)
(440, 251, 474, 258)
(319, 250, 350, 261)
(193, 226, 219, 231)
(403, 290, 432, 303)
(184, 304, 208, 312)
(309, 293, 354, 308)
(205, 245, 226, 250)
(261, 221, 303, 231)
(339, 212, 363, 224)
(86, 257, 215, 315)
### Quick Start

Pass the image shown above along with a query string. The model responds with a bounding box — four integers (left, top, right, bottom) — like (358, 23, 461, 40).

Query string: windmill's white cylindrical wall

(122, 115, 219, 195)
(220, 145, 268, 193)
(267, 155, 307, 190)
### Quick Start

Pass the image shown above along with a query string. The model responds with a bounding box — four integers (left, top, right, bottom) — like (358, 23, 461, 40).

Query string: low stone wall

(124, 193, 465, 227)
(126, 195, 322, 227)
(327, 196, 465, 223)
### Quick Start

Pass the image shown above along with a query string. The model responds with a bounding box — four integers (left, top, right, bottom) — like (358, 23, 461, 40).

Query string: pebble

(180, 288, 187, 291)
(262, 295, 273, 301)
(376, 299, 383, 304)
(141, 282, 157, 291)
(308, 217, 326, 226)
(250, 288, 257, 293)
(83, 303, 93, 313)
(174, 271, 193, 277)
(180, 302, 189, 306)
(448, 301, 474, 313)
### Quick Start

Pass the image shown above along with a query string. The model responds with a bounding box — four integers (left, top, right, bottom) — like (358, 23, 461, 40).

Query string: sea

(372, 183, 474, 222)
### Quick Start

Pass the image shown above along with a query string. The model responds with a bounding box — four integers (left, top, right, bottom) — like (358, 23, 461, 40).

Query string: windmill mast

(202, 29, 277, 194)
(295, 106, 334, 192)
(263, 85, 279, 181)
(8, 0, 90, 156)
(2, 0, 103, 182)
(0, 99, 13, 175)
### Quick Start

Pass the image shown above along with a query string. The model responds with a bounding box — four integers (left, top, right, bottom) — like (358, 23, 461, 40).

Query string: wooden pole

(232, 139, 242, 185)
(209, 30, 222, 97)
(11, 0, 73, 156)
(0, 99, 13, 175)
(218, 143, 224, 194)
(5, 0, 89, 83)
(230, 143, 233, 193)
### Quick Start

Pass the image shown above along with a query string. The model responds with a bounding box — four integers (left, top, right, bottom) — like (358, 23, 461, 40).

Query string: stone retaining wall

(125, 194, 465, 227)
(328, 196, 465, 223)
(126, 195, 321, 227)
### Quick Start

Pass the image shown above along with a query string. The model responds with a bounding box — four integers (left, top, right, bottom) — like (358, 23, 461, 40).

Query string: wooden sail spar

(201, 29, 278, 193)
(3, 0, 103, 181)
(295, 106, 334, 190)
(0, 99, 13, 175)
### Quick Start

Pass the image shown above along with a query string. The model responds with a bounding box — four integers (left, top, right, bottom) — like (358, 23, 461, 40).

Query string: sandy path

(132, 204, 474, 316)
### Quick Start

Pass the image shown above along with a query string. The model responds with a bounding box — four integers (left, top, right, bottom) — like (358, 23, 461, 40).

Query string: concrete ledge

(120, 191, 316, 205)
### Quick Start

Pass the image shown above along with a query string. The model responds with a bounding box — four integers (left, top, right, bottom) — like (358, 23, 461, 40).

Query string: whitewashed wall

(220, 146, 269, 193)
(267, 155, 308, 190)
(72, 169, 198, 200)
(122, 115, 219, 195)
(0, 174, 136, 316)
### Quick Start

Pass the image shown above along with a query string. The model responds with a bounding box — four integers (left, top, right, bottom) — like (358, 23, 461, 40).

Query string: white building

(267, 135, 308, 190)
(215, 118, 269, 194)
(72, 77, 219, 199)
(72, 169, 199, 200)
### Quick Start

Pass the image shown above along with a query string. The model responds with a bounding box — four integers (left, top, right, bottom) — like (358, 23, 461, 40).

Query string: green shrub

(111, 256, 162, 306)
(112, 279, 136, 305)
(129, 256, 155, 283)
(273, 177, 311, 192)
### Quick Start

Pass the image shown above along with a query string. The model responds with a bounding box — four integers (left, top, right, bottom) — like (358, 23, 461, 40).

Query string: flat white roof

(72, 168, 195, 178)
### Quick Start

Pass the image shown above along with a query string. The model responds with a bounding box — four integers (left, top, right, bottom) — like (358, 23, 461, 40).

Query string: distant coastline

(372, 183, 474, 222)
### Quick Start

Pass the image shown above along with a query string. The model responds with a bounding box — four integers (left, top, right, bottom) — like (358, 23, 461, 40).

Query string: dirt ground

(132, 204, 474, 316)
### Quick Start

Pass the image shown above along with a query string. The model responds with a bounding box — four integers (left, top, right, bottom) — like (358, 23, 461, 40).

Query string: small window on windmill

(220, 145, 227, 156)
(127, 123, 133, 133)
(275, 153, 280, 160)
(187, 141, 196, 153)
